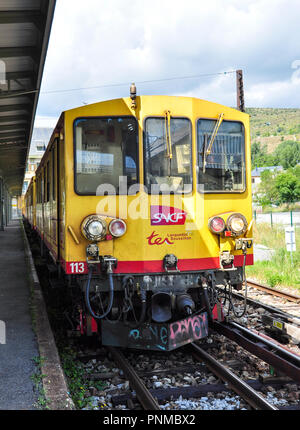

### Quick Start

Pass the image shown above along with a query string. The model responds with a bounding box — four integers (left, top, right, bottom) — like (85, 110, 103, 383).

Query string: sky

(34, 0, 300, 128)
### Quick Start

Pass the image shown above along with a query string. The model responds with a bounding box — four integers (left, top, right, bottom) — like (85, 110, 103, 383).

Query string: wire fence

(254, 210, 300, 227)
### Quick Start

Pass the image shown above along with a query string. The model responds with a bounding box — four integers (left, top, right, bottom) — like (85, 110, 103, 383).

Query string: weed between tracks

(60, 347, 107, 409)
(246, 222, 300, 290)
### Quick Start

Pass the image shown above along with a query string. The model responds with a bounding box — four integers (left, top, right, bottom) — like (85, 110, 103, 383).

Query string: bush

(266, 273, 283, 288)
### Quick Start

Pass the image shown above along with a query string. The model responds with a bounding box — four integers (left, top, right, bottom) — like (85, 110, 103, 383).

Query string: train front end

(64, 95, 253, 351)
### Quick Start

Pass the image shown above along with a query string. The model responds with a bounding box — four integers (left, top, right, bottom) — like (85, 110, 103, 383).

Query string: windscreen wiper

(164, 110, 172, 159)
(164, 110, 172, 177)
(203, 113, 224, 173)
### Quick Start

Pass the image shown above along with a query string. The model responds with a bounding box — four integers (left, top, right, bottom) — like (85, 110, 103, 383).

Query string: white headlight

(226, 213, 248, 236)
(88, 221, 104, 236)
(81, 215, 107, 242)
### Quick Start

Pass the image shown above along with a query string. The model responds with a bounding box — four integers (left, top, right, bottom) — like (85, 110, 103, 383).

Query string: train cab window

(74, 117, 138, 195)
(144, 117, 192, 194)
(197, 119, 245, 192)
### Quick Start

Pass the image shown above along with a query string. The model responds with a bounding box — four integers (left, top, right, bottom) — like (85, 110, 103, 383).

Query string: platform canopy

(0, 0, 56, 195)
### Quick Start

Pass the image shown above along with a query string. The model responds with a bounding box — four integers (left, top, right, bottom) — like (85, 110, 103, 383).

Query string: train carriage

(24, 176, 36, 229)
(24, 93, 253, 351)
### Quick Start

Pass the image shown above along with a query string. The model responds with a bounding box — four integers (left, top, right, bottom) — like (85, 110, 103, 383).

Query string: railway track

(84, 281, 300, 411)
(107, 345, 274, 410)
(107, 346, 160, 410)
(246, 279, 300, 303)
(229, 288, 300, 322)
(213, 320, 300, 384)
(103, 312, 300, 410)
(225, 279, 300, 346)
(67, 289, 300, 411)
(189, 343, 277, 410)
(104, 339, 300, 410)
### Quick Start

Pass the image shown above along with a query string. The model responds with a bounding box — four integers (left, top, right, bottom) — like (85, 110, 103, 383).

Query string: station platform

(0, 220, 39, 410)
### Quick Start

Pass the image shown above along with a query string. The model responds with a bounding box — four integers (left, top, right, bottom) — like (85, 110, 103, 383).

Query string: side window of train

(37, 175, 41, 203)
(74, 117, 139, 195)
(43, 171, 45, 202)
(43, 166, 47, 202)
(46, 161, 50, 202)
(39, 175, 42, 203)
(144, 117, 192, 194)
(197, 119, 246, 193)
(52, 146, 56, 201)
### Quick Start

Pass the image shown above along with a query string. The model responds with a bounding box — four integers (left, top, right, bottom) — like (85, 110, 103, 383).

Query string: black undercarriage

(73, 266, 244, 350)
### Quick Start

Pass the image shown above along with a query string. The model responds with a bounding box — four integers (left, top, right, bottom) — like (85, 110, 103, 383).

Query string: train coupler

(99, 255, 118, 273)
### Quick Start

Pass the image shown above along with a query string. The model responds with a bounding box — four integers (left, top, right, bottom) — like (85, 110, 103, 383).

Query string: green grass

(31, 355, 50, 409)
(60, 347, 107, 409)
(246, 222, 300, 291)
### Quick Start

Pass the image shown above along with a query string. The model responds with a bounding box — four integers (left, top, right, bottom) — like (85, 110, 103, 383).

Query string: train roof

(64, 95, 249, 119)
(32, 95, 250, 179)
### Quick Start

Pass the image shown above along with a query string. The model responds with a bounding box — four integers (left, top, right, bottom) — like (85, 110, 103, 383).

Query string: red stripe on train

(63, 254, 253, 275)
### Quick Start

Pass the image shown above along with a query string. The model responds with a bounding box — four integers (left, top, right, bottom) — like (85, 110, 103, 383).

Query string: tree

(251, 142, 275, 167)
(254, 169, 300, 208)
(254, 170, 279, 208)
(274, 171, 300, 207)
(273, 141, 300, 169)
(291, 165, 300, 179)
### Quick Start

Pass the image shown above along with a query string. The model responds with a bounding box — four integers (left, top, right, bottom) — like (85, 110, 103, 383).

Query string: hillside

(246, 108, 300, 153)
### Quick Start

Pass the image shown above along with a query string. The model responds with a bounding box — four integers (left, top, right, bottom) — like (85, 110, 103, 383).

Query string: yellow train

(24, 90, 253, 351)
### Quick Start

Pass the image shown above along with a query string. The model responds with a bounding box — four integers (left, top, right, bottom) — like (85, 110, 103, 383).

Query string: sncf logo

(150, 206, 187, 226)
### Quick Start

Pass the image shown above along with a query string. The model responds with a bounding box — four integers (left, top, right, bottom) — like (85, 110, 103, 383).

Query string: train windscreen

(144, 117, 192, 194)
(197, 119, 245, 192)
(74, 117, 138, 195)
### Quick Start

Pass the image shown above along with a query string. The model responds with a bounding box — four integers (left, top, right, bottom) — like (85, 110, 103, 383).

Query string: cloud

(33, 115, 58, 129)
(246, 65, 300, 107)
(36, 0, 300, 125)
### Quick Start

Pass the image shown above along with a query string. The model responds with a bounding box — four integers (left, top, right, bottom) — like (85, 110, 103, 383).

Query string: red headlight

(208, 216, 225, 234)
(109, 219, 127, 237)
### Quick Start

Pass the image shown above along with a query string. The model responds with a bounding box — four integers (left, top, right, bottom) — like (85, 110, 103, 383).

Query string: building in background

(251, 166, 283, 194)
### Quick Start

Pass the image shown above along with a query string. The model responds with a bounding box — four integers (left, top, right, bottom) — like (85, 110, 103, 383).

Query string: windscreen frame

(73, 115, 140, 196)
(143, 115, 193, 195)
(196, 117, 247, 194)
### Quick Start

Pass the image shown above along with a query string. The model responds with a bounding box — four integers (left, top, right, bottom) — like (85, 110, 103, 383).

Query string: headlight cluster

(209, 213, 248, 237)
(81, 215, 126, 242)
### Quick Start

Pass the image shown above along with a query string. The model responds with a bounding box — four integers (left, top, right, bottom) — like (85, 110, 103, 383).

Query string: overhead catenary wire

(0, 69, 237, 98)
(41, 69, 236, 95)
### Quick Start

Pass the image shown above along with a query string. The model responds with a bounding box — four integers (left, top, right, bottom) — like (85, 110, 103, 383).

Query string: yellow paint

(24, 95, 253, 270)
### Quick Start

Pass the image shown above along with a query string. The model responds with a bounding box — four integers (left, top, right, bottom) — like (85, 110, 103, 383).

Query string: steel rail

(107, 346, 160, 410)
(246, 279, 300, 303)
(220, 286, 300, 324)
(190, 343, 277, 410)
(213, 321, 300, 384)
